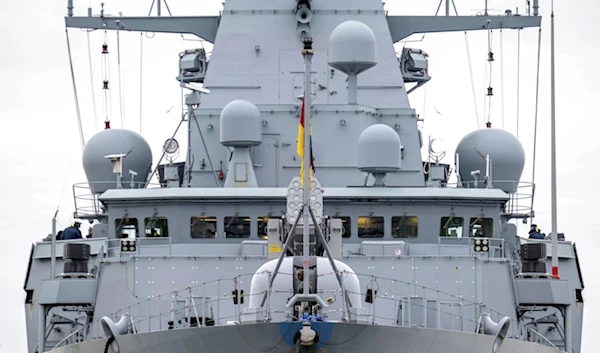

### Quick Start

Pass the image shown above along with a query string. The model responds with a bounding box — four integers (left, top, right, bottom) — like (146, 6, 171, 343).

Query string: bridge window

(440, 217, 464, 237)
(191, 216, 217, 238)
(339, 217, 351, 238)
(144, 217, 169, 237)
(224, 216, 251, 238)
(257, 216, 269, 239)
(391, 216, 418, 238)
(469, 217, 494, 237)
(115, 218, 138, 239)
(358, 216, 384, 238)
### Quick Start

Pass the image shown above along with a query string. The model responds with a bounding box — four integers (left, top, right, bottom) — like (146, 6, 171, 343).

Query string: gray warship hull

(23, 1, 584, 352)
(50, 322, 561, 353)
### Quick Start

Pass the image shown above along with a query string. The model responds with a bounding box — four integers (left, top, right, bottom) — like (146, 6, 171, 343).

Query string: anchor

(294, 322, 319, 352)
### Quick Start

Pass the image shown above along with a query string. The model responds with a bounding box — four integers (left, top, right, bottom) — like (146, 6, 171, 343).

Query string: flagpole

(302, 37, 313, 296)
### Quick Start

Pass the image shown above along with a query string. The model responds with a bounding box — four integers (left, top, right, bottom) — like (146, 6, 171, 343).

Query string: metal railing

(82, 236, 508, 261)
(446, 180, 535, 216)
(82, 270, 516, 343)
(528, 328, 559, 349)
(53, 328, 84, 349)
(72, 181, 164, 218)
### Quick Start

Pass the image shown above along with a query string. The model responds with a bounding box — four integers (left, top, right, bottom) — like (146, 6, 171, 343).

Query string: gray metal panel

(361, 241, 408, 257)
(515, 278, 572, 306)
(241, 240, 268, 257)
(38, 279, 97, 305)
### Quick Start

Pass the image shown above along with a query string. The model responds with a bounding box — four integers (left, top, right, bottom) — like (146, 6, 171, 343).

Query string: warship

(22, 0, 585, 352)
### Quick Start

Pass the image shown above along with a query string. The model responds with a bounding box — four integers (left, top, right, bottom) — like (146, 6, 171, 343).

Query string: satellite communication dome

(246, 257, 362, 322)
(82, 128, 153, 194)
(358, 124, 402, 173)
(455, 128, 525, 194)
(328, 20, 377, 75)
(220, 100, 262, 147)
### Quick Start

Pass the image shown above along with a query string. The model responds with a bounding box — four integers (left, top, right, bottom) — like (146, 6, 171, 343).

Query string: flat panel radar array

(358, 124, 402, 187)
(328, 20, 377, 104)
(455, 128, 525, 194)
(82, 128, 153, 194)
(219, 99, 262, 188)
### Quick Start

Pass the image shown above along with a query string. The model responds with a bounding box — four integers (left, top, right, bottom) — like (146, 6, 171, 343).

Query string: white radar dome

(455, 128, 525, 194)
(247, 257, 362, 322)
(82, 128, 153, 194)
(220, 99, 262, 147)
(328, 21, 377, 75)
(358, 124, 402, 173)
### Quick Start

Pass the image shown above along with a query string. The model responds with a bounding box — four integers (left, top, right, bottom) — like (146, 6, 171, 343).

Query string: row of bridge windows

(115, 216, 494, 239)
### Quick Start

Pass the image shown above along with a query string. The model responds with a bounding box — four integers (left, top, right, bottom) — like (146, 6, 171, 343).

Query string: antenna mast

(550, 1, 559, 280)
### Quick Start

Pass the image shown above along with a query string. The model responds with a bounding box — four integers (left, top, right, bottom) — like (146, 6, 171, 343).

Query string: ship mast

(302, 37, 313, 296)
(550, 0, 559, 280)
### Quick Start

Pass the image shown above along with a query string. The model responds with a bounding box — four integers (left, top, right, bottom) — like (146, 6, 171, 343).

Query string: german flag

(297, 96, 315, 188)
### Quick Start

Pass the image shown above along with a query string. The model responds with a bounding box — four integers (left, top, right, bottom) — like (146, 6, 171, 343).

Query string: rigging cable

(500, 29, 505, 129)
(106, 32, 114, 125)
(484, 22, 494, 128)
(464, 32, 480, 129)
(530, 27, 542, 225)
(139, 33, 144, 135)
(516, 28, 521, 138)
(101, 31, 112, 126)
(65, 29, 86, 150)
(86, 30, 99, 129)
(117, 28, 124, 127)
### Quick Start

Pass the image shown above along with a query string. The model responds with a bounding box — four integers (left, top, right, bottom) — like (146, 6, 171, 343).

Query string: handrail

(53, 327, 82, 349)
(72, 181, 165, 218)
(528, 328, 559, 349)
(445, 180, 534, 215)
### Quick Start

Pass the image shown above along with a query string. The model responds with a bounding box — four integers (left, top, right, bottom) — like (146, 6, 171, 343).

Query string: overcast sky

(1, 0, 598, 352)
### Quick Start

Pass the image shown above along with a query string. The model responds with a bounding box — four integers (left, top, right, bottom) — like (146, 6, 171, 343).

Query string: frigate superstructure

(22, 1, 585, 352)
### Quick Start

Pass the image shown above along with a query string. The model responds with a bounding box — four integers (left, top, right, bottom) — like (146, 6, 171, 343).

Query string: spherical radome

(82, 129, 153, 194)
(328, 20, 377, 75)
(220, 99, 262, 147)
(358, 124, 402, 173)
(455, 128, 525, 194)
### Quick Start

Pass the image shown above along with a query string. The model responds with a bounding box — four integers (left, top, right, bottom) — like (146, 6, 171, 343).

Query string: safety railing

(446, 180, 535, 216)
(72, 181, 164, 218)
(53, 327, 84, 349)
(82, 269, 519, 343)
(527, 328, 559, 349)
(82, 236, 508, 261)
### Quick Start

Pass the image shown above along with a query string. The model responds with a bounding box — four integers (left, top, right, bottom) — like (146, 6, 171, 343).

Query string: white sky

(1, 0, 598, 352)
